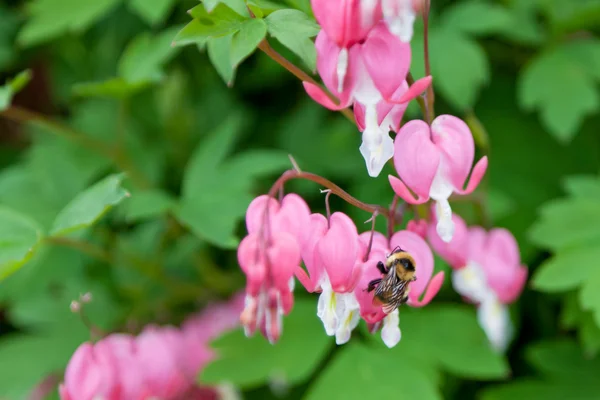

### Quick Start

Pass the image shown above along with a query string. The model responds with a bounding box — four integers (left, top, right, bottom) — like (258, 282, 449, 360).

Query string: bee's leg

(400, 294, 409, 304)
(376, 261, 388, 274)
(366, 278, 382, 292)
(412, 276, 417, 281)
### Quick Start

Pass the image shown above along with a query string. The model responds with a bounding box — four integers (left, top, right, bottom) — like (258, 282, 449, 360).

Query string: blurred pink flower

(238, 194, 311, 343)
(428, 214, 527, 351)
(354, 230, 444, 348)
(388, 115, 488, 242)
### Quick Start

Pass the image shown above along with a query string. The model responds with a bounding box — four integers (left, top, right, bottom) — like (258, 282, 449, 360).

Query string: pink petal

(406, 219, 427, 238)
(354, 103, 366, 131)
(389, 230, 434, 298)
(245, 196, 278, 234)
(276, 194, 312, 245)
(303, 82, 349, 110)
(300, 213, 329, 291)
(313, 32, 355, 106)
(393, 119, 440, 199)
(487, 228, 521, 267)
(237, 234, 266, 295)
(101, 334, 148, 398)
(354, 259, 387, 323)
(431, 115, 475, 191)
(358, 231, 389, 256)
(362, 23, 411, 100)
(388, 175, 430, 204)
(427, 213, 469, 268)
(388, 75, 432, 104)
(453, 156, 488, 195)
(317, 212, 360, 292)
(466, 226, 487, 266)
(408, 271, 445, 307)
(267, 232, 301, 290)
(500, 265, 528, 304)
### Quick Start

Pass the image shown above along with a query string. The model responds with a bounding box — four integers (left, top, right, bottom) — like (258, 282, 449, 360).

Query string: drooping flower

(297, 212, 365, 344)
(238, 194, 311, 343)
(428, 214, 527, 352)
(354, 230, 445, 347)
(388, 115, 488, 242)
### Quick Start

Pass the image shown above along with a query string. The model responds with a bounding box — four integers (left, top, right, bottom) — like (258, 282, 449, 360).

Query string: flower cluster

(59, 294, 244, 400)
(237, 193, 445, 348)
(303, 0, 487, 242)
(428, 214, 528, 351)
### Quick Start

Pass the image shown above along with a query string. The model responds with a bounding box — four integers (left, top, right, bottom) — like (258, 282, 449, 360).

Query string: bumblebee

(366, 246, 417, 314)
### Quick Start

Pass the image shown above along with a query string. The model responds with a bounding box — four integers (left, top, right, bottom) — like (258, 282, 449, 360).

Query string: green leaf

(563, 175, 600, 199)
(118, 28, 181, 84)
(172, 20, 211, 47)
(305, 343, 441, 400)
(442, 0, 512, 35)
(231, 19, 267, 69)
(395, 305, 510, 379)
(18, 0, 121, 46)
(50, 174, 130, 236)
(128, 0, 176, 25)
(188, 3, 246, 37)
(0, 70, 32, 111)
(0, 207, 43, 280)
(203, 0, 250, 17)
(73, 78, 150, 99)
(412, 27, 489, 110)
(532, 246, 600, 292)
(265, 9, 320, 70)
(518, 42, 600, 142)
(201, 299, 331, 388)
(121, 189, 176, 222)
(208, 34, 236, 85)
(579, 269, 600, 326)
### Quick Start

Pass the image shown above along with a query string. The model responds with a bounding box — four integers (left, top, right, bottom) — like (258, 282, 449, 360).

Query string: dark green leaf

(18, 0, 121, 46)
(265, 9, 320, 70)
(0, 207, 43, 280)
(50, 174, 129, 236)
(0, 70, 32, 111)
(203, 0, 250, 17)
(442, 1, 512, 35)
(121, 189, 176, 222)
(201, 299, 332, 388)
(128, 0, 176, 25)
(579, 269, 600, 326)
(188, 3, 246, 37)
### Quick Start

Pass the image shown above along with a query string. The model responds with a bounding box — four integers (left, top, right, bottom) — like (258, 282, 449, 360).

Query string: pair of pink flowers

(305, 0, 431, 178)
(59, 294, 244, 400)
(428, 214, 527, 351)
(237, 193, 445, 348)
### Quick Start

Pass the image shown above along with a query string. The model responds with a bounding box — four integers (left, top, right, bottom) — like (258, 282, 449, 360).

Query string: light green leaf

(121, 189, 176, 222)
(221, 150, 290, 181)
(172, 20, 211, 47)
(0, 207, 43, 280)
(73, 78, 150, 99)
(18, 0, 121, 46)
(412, 27, 489, 110)
(203, 0, 250, 17)
(265, 9, 320, 70)
(306, 343, 441, 400)
(50, 174, 129, 236)
(518, 42, 600, 142)
(201, 299, 332, 388)
(128, 0, 176, 25)
(231, 19, 267, 69)
(208, 34, 236, 85)
(188, 3, 246, 37)
(118, 28, 181, 84)
(0, 70, 32, 111)
(442, 0, 512, 35)
(532, 246, 600, 292)
(563, 175, 600, 199)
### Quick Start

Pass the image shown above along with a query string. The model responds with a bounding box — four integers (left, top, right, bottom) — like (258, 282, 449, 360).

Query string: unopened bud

(70, 301, 81, 313)
(80, 292, 93, 303)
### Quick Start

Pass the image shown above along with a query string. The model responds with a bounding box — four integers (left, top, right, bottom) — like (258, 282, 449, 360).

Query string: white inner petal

(382, 0, 416, 42)
(336, 48, 349, 94)
(288, 277, 296, 292)
(452, 261, 489, 303)
(429, 159, 456, 242)
(359, 104, 394, 177)
(335, 293, 360, 345)
(477, 294, 512, 352)
(381, 309, 401, 348)
(317, 278, 340, 336)
(265, 291, 283, 344)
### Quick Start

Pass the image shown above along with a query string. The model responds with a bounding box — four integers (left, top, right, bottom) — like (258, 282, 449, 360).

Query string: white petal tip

(436, 218, 455, 243)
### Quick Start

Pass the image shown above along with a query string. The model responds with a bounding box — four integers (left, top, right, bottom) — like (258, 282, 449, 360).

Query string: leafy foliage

(0, 70, 31, 111)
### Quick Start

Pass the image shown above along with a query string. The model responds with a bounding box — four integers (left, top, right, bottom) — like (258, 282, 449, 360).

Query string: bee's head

(395, 254, 416, 272)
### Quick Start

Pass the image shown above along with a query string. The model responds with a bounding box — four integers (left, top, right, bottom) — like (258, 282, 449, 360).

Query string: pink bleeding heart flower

(388, 115, 488, 242)
(354, 230, 444, 348)
(428, 214, 527, 352)
(238, 194, 310, 343)
(299, 212, 365, 344)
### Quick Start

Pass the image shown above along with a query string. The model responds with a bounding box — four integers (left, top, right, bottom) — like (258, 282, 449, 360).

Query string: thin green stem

(46, 236, 112, 263)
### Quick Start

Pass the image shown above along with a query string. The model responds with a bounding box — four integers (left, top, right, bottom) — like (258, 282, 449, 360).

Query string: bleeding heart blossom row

(238, 193, 527, 351)
(59, 294, 244, 400)
(303, 0, 488, 243)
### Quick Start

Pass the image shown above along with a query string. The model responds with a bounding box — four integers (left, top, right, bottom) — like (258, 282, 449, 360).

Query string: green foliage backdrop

(0, 0, 599, 399)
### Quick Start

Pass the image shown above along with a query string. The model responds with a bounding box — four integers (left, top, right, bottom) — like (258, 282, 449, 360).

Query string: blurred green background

(1, 0, 600, 399)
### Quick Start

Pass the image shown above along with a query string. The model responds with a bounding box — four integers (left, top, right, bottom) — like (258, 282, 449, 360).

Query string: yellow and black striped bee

(366, 246, 417, 314)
